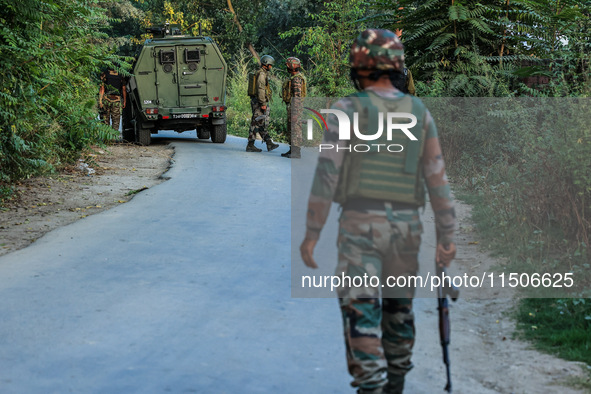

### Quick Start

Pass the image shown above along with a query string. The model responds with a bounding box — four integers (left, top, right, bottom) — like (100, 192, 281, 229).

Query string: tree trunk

(227, 0, 260, 61)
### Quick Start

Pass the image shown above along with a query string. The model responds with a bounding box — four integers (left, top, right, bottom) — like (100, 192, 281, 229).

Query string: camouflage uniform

(247, 56, 279, 152)
(248, 66, 271, 142)
(282, 57, 306, 158)
(99, 69, 126, 132)
(304, 29, 456, 393)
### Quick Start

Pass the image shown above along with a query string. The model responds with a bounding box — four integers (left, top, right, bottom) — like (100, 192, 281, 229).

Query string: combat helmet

(286, 57, 301, 70)
(349, 29, 404, 72)
(260, 55, 275, 66)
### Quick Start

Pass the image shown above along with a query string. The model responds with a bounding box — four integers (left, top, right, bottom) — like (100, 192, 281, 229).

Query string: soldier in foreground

(246, 55, 279, 152)
(99, 68, 127, 133)
(299, 29, 456, 393)
(281, 57, 307, 158)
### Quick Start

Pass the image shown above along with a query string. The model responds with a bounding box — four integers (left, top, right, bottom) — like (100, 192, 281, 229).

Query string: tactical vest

(333, 91, 428, 207)
(282, 73, 307, 104)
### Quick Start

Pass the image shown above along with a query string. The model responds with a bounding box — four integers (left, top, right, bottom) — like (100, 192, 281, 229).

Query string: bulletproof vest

(333, 90, 428, 207)
(282, 72, 307, 104)
(390, 68, 408, 93)
(104, 70, 123, 95)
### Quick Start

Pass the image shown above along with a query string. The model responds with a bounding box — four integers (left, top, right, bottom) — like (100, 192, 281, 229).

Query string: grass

(515, 298, 591, 365)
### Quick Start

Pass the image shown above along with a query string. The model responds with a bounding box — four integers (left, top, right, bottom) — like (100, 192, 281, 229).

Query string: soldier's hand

(300, 238, 318, 269)
(436, 242, 456, 267)
(261, 105, 267, 110)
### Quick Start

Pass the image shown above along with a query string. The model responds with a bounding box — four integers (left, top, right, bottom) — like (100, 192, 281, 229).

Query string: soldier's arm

(99, 84, 105, 107)
(305, 103, 349, 241)
(422, 110, 455, 246)
(122, 77, 127, 107)
(256, 71, 267, 104)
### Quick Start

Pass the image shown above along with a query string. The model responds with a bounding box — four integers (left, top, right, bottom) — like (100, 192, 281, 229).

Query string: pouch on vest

(247, 72, 257, 97)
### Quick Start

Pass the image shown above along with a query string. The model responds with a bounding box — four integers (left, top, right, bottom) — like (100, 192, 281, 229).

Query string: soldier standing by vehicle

(246, 55, 279, 152)
(281, 57, 306, 158)
(299, 29, 456, 394)
(99, 68, 127, 133)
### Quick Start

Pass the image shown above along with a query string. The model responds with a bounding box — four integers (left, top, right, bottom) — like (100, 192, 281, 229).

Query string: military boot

(246, 140, 262, 152)
(281, 147, 291, 157)
(382, 375, 404, 394)
(264, 136, 279, 152)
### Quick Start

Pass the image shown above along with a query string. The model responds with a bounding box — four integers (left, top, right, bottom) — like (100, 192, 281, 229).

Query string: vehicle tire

(121, 98, 135, 142)
(136, 119, 151, 146)
(197, 129, 210, 140)
(211, 122, 227, 143)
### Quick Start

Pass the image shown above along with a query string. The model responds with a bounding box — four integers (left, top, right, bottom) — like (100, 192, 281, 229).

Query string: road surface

(0, 133, 586, 393)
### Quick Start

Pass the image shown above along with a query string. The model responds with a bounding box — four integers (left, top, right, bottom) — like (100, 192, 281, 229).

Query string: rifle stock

(436, 263, 459, 392)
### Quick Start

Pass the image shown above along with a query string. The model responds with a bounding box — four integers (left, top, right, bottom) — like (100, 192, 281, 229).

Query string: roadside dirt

(0, 142, 174, 257)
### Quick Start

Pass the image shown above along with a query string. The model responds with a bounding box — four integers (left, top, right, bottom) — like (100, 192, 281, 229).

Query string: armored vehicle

(123, 24, 228, 145)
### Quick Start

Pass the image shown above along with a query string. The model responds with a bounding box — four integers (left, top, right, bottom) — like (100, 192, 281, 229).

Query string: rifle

(436, 262, 459, 392)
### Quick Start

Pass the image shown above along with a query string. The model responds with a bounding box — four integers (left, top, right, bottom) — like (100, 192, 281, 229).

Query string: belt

(342, 198, 418, 212)
(107, 94, 121, 100)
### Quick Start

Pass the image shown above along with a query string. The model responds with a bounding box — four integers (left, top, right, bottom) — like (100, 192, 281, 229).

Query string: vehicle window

(185, 49, 200, 64)
(160, 49, 175, 64)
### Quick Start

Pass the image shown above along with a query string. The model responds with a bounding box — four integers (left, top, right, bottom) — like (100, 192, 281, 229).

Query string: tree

(281, 0, 369, 96)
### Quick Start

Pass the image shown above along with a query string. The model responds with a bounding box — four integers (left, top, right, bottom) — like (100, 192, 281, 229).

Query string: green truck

(123, 24, 228, 146)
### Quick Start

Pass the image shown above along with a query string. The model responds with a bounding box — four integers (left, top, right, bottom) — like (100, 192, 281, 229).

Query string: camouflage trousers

(336, 206, 422, 391)
(248, 97, 270, 142)
(101, 96, 122, 131)
(286, 101, 303, 147)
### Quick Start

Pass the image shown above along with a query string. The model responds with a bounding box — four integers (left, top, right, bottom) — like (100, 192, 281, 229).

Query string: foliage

(516, 298, 591, 367)
(0, 0, 120, 185)
(280, 0, 368, 96)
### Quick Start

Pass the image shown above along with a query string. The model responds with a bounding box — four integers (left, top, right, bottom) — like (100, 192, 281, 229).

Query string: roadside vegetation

(1, 0, 590, 369)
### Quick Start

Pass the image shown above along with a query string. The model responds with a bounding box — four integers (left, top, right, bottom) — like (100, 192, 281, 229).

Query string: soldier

(299, 29, 456, 393)
(281, 57, 306, 158)
(392, 29, 416, 95)
(246, 55, 279, 152)
(99, 68, 127, 133)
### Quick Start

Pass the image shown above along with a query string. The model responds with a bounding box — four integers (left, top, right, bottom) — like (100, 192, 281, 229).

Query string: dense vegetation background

(1, 0, 590, 367)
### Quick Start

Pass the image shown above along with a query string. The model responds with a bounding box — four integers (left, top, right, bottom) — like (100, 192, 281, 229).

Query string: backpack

(282, 73, 307, 104)
(247, 71, 258, 97)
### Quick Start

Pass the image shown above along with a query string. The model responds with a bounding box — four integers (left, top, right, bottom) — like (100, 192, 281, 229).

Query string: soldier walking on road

(281, 57, 306, 159)
(246, 55, 279, 153)
(99, 68, 127, 133)
(299, 29, 457, 394)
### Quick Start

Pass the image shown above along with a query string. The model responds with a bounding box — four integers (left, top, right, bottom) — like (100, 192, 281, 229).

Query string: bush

(0, 0, 121, 186)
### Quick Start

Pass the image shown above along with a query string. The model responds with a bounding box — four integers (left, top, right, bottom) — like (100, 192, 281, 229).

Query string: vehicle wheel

(197, 128, 210, 140)
(135, 119, 151, 146)
(121, 99, 134, 142)
(211, 122, 227, 143)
